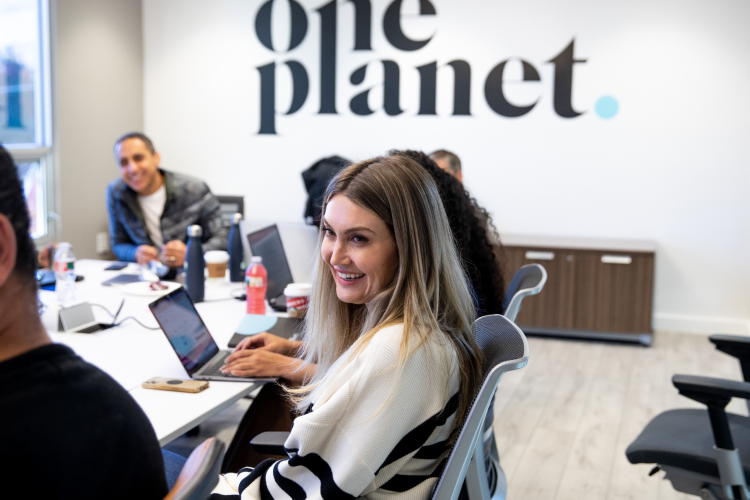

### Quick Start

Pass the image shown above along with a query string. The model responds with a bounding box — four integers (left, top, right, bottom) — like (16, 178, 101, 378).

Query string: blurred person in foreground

(106, 132, 227, 268)
(212, 155, 482, 499)
(220, 150, 506, 472)
(0, 145, 172, 498)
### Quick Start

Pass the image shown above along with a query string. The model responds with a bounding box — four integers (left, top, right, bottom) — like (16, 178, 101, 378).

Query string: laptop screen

(246, 224, 294, 299)
(149, 288, 220, 375)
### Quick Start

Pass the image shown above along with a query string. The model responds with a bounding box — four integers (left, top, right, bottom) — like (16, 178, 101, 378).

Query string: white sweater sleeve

(211, 324, 460, 500)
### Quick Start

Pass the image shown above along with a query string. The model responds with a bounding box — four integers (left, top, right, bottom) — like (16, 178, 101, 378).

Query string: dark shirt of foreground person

(0, 144, 167, 499)
(0, 344, 168, 499)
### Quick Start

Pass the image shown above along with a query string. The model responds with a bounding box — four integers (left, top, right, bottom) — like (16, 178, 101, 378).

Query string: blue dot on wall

(596, 96, 619, 119)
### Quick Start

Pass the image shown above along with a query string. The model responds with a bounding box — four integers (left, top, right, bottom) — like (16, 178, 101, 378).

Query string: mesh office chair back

(431, 315, 529, 500)
(475, 263, 547, 499)
(502, 264, 547, 323)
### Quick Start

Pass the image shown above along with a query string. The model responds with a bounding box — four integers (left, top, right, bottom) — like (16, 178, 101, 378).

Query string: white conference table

(39, 259, 276, 446)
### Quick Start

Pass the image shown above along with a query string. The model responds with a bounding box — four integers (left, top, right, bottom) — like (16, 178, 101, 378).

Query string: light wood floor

(492, 331, 748, 500)
(166, 331, 746, 499)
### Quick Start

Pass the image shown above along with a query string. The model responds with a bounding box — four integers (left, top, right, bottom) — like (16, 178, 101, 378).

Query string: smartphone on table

(142, 377, 209, 393)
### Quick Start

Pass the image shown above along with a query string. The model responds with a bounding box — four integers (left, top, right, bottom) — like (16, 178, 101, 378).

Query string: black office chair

(626, 335, 750, 500)
(164, 437, 225, 500)
(216, 195, 245, 230)
(479, 263, 547, 500)
(249, 315, 530, 500)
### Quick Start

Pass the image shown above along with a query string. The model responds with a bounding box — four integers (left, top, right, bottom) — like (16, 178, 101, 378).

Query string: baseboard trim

(653, 313, 750, 336)
(520, 327, 652, 346)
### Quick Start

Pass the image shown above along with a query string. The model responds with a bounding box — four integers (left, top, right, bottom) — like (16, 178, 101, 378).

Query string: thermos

(185, 225, 205, 302)
(228, 213, 245, 282)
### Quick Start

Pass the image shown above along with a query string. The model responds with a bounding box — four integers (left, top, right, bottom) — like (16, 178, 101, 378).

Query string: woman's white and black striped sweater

(211, 323, 461, 500)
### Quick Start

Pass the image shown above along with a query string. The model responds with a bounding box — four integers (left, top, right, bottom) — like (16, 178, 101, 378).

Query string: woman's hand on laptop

(220, 350, 314, 384)
(233, 332, 303, 357)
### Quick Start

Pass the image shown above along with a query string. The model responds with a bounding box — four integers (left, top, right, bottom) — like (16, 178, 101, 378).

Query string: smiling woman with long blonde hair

(213, 155, 482, 500)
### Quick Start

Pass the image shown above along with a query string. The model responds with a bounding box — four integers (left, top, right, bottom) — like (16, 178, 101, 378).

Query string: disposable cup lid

(284, 283, 312, 296)
(204, 250, 229, 264)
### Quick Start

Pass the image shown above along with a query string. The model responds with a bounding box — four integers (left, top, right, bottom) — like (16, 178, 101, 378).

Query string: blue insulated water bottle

(185, 225, 205, 302)
(228, 213, 245, 282)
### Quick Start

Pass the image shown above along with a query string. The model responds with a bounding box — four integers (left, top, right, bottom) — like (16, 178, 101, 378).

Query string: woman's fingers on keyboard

(222, 350, 287, 378)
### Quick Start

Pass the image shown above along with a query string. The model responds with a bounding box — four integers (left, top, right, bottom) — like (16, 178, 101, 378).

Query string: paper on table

(235, 314, 278, 335)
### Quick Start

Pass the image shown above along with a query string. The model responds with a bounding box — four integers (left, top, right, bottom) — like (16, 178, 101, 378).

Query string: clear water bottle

(54, 242, 76, 306)
(245, 256, 267, 315)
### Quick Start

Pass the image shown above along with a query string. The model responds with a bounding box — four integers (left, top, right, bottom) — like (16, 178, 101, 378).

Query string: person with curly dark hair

(391, 150, 506, 316)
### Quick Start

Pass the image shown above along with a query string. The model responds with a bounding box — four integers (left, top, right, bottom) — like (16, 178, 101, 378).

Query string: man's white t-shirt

(137, 185, 166, 248)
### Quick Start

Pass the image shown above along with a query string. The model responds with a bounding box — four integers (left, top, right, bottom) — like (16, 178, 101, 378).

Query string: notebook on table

(101, 274, 141, 286)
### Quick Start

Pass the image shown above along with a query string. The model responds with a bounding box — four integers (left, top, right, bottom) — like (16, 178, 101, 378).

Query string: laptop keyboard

(200, 351, 238, 377)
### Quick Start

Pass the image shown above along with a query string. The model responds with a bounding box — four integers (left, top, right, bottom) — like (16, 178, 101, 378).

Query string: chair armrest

(711, 334, 750, 366)
(673, 374, 750, 407)
(709, 335, 750, 383)
(673, 375, 750, 491)
(250, 431, 290, 456)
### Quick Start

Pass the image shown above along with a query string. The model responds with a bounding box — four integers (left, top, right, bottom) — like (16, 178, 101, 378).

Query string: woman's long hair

(390, 150, 506, 315)
(289, 155, 482, 422)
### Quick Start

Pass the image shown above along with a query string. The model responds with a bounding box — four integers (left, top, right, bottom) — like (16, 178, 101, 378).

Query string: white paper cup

(284, 283, 312, 318)
(204, 250, 229, 278)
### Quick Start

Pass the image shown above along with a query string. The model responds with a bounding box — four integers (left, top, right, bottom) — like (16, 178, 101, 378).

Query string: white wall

(143, 0, 750, 334)
(55, 0, 143, 259)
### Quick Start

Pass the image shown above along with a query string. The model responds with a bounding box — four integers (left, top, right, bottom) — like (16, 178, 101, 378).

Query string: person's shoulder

(369, 323, 406, 345)
(106, 177, 128, 196)
(0, 343, 73, 379)
(23, 345, 136, 407)
(0, 344, 146, 426)
(50, 345, 131, 397)
(166, 169, 210, 192)
(361, 323, 454, 367)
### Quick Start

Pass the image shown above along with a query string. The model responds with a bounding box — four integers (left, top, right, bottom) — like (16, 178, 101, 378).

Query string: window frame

(5, 0, 57, 246)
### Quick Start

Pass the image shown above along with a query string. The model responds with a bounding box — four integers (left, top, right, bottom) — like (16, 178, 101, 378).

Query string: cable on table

(115, 316, 161, 330)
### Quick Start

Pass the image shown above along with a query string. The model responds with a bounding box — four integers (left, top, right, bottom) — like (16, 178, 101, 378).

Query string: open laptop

(246, 224, 295, 312)
(148, 286, 274, 383)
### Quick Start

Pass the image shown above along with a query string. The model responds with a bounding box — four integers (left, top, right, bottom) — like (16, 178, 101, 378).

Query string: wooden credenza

(501, 235, 655, 345)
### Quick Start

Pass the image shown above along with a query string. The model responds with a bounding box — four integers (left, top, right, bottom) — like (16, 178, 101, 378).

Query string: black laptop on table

(149, 287, 274, 383)
(246, 224, 295, 312)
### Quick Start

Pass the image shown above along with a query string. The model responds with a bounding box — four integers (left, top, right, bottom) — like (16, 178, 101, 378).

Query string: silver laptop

(148, 287, 274, 383)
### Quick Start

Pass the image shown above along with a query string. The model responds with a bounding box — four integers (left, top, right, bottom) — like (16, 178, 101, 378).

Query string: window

(1, 0, 53, 242)
(17, 160, 46, 238)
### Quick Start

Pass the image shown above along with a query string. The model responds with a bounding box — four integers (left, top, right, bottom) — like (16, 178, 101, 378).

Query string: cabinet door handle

(525, 251, 554, 261)
(601, 255, 632, 265)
